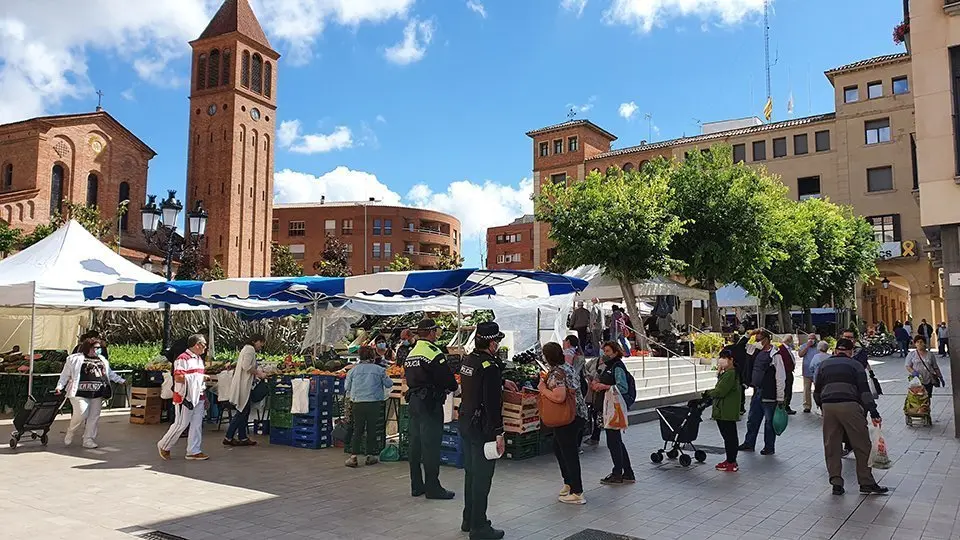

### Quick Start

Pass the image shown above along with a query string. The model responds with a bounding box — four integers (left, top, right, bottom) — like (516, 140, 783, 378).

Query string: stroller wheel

(679, 454, 692, 467)
(30, 433, 38, 440)
(651, 452, 664, 463)
(666, 449, 679, 460)
(694, 450, 707, 463)
(9, 437, 17, 449)
(40, 434, 48, 446)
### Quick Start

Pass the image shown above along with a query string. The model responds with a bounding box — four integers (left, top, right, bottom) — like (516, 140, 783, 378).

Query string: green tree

(313, 233, 352, 276)
(537, 255, 568, 274)
(434, 249, 464, 270)
(271, 243, 304, 277)
(667, 146, 788, 329)
(0, 221, 22, 257)
(199, 259, 226, 281)
(820, 207, 879, 307)
(174, 245, 203, 280)
(386, 254, 415, 272)
(535, 163, 686, 337)
(18, 223, 57, 250)
(18, 202, 117, 250)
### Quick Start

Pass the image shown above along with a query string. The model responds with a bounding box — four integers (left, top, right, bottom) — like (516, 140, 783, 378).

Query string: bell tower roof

(197, 0, 272, 49)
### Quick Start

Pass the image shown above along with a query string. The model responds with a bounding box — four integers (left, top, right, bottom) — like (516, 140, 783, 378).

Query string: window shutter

(893, 214, 902, 242)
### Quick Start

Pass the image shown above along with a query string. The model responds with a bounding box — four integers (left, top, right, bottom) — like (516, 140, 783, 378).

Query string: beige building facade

(529, 52, 944, 326)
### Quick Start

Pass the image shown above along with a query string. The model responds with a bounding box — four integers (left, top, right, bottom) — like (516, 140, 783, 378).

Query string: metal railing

(417, 227, 449, 237)
(620, 322, 705, 394)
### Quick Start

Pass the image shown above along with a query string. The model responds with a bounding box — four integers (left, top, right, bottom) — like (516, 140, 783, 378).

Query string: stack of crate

(342, 398, 387, 456)
(502, 390, 540, 460)
(439, 422, 463, 468)
(269, 375, 338, 449)
(129, 387, 162, 424)
(398, 403, 410, 459)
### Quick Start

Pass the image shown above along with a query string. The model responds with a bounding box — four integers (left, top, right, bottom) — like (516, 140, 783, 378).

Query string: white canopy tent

(0, 220, 202, 393)
(564, 265, 710, 302)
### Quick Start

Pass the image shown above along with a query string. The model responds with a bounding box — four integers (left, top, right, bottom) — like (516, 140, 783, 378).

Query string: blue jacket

(345, 362, 393, 402)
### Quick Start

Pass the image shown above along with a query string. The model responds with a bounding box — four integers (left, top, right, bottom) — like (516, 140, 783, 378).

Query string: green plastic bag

(379, 444, 400, 462)
(773, 405, 789, 436)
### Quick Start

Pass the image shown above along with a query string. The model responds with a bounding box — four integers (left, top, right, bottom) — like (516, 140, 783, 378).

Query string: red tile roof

(824, 52, 909, 80)
(525, 119, 618, 141)
(199, 0, 272, 49)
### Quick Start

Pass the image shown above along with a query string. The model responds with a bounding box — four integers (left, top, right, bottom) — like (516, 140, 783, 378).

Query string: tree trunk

(704, 279, 721, 331)
(779, 303, 792, 334)
(802, 307, 813, 333)
(617, 277, 648, 352)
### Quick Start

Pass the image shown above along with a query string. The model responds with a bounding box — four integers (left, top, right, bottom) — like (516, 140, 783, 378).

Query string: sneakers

(559, 484, 571, 497)
(222, 438, 236, 446)
(236, 439, 258, 447)
(185, 452, 209, 461)
(737, 444, 755, 452)
(585, 439, 599, 447)
(760, 448, 775, 456)
(345, 456, 359, 468)
(82, 440, 98, 449)
(600, 474, 623, 485)
(622, 474, 636, 484)
(803, 408, 811, 413)
(715, 461, 730, 470)
(559, 493, 587, 505)
(158, 447, 171, 460)
(786, 408, 797, 415)
(469, 527, 505, 540)
(425, 488, 456, 500)
(832, 485, 845, 495)
(721, 462, 739, 472)
(64, 432, 73, 446)
(365, 456, 379, 466)
(859, 484, 889, 495)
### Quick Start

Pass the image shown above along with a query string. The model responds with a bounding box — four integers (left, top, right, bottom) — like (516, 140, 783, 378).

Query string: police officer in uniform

(459, 322, 514, 540)
(403, 319, 458, 499)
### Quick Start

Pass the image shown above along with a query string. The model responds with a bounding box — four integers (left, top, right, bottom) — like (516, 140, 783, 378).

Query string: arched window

(639, 160, 649, 171)
(50, 165, 64, 217)
(264, 61, 272, 98)
(208, 49, 220, 87)
(197, 54, 207, 91)
(222, 49, 231, 85)
(16, 203, 23, 222)
(4, 206, 10, 223)
(241, 51, 250, 88)
(2, 163, 11, 190)
(86, 173, 99, 207)
(27, 201, 34, 219)
(622, 162, 634, 172)
(119, 182, 130, 231)
(251, 53, 263, 94)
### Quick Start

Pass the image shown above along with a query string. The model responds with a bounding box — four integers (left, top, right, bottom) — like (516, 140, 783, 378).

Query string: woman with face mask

(374, 336, 394, 367)
(55, 337, 126, 448)
(905, 335, 945, 401)
(703, 349, 741, 471)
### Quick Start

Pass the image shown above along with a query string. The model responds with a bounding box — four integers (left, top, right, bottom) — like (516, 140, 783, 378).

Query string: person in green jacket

(704, 349, 741, 472)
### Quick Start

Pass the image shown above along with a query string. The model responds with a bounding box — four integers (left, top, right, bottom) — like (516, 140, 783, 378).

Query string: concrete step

(626, 391, 706, 425)
(626, 365, 712, 379)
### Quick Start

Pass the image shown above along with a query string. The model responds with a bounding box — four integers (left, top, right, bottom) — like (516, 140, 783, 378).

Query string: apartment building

(527, 51, 943, 325)
(486, 214, 534, 269)
(272, 200, 461, 275)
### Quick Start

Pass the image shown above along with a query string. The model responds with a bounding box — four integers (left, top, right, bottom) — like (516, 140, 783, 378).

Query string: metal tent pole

(27, 284, 36, 396)
(312, 297, 319, 362)
(207, 309, 215, 359)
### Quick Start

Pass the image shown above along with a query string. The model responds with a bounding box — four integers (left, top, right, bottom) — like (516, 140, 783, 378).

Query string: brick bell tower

(186, 0, 278, 277)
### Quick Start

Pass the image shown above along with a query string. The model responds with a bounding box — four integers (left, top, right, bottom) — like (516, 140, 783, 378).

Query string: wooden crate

(131, 387, 162, 399)
(130, 393, 163, 425)
(388, 377, 408, 401)
(503, 416, 540, 433)
(502, 401, 538, 420)
(502, 390, 537, 407)
(130, 411, 162, 424)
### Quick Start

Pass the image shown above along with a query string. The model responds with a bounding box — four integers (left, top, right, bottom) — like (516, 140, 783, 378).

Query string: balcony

(418, 227, 449, 237)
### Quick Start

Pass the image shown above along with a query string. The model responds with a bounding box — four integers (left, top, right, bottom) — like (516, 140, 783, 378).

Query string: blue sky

(0, 0, 906, 266)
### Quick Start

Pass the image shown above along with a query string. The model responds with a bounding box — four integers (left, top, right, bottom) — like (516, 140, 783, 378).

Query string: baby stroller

(651, 397, 712, 467)
(904, 377, 932, 427)
(10, 391, 65, 449)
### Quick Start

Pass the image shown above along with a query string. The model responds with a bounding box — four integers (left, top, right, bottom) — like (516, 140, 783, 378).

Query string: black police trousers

(462, 431, 497, 531)
(408, 395, 444, 494)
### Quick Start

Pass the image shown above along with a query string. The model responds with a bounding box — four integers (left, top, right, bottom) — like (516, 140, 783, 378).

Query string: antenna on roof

(567, 108, 577, 119)
(644, 113, 653, 142)
(95, 89, 105, 112)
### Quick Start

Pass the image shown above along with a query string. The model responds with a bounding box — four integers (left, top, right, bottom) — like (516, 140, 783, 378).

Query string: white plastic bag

(602, 386, 629, 431)
(442, 393, 455, 424)
(160, 372, 174, 400)
(868, 423, 892, 469)
(291, 378, 311, 414)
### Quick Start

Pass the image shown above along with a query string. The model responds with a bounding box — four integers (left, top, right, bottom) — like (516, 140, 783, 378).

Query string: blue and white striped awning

(84, 269, 588, 310)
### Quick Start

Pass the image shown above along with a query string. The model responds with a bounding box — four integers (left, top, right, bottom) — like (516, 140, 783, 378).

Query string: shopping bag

(868, 370, 883, 397)
(868, 423, 892, 469)
(773, 405, 789, 436)
(602, 386, 629, 431)
(291, 378, 310, 414)
(160, 372, 174, 400)
(442, 393, 455, 424)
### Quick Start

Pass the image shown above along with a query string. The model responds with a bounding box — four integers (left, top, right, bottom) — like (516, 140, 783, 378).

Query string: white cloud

(120, 88, 136, 101)
(466, 1, 487, 18)
(602, 0, 768, 32)
(384, 18, 435, 65)
(618, 101, 638, 120)
(560, 0, 588, 17)
(567, 95, 596, 114)
(277, 119, 354, 154)
(405, 178, 533, 243)
(375, 114, 387, 123)
(274, 167, 402, 205)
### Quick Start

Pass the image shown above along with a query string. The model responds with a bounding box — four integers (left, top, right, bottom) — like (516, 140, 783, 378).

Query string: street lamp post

(140, 190, 208, 352)
(356, 198, 381, 274)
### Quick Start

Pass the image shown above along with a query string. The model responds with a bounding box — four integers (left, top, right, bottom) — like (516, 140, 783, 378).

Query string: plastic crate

(131, 370, 164, 388)
(538, 434, 555, 456)
(271, 410, 292, 429)
(442, 422, 459, 435)
(270, 426, 293, 446)
(269, 393, 293, 412)
(252, 419, 270, 435)
(504, 430, 539, 447)
(440, 449, 465, 468)
(504, 443, 539, 461)
(441, 433, 462, 452)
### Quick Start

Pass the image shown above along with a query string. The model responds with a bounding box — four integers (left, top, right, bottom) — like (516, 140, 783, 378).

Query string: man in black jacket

(458, 322, 508, 540)
(814, 338, 888, 496)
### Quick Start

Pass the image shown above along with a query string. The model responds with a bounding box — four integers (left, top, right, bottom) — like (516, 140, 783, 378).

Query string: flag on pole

(763, 96, 773, 121)
(787, 91, 794, 116)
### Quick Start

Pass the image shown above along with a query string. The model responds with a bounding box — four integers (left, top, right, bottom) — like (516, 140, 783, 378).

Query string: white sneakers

(559, 484, 571, 497)
(63, 432, 73, 446)
(82, 440, 98, 449)
(559, 493, 587, 505)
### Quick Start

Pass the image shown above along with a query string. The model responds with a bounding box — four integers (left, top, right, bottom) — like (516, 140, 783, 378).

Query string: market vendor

(395, 329, 414, 365)
(403, 318, 458, 500)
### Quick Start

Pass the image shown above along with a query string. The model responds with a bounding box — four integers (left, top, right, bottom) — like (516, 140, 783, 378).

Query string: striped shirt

(173, 351, 206, 405)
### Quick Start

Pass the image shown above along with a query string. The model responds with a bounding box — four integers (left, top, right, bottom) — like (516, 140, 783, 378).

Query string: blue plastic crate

(441, 433, 461, 451)
(443, 422, 459, 435)
(269, 426, 293, 446)
(293, 431, 332, 448)
(293, 425, 332, 440)
(440, 449, 464, 468)
(252, 419, 270, 435)
(292, 416, 333, 430)
(292, 437, 332, 449)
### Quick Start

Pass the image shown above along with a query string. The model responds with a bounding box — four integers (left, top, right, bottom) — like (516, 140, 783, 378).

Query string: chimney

(321, 195, 325, 204)
(369, 197, 375, 202)
(640, 140, 647, 145)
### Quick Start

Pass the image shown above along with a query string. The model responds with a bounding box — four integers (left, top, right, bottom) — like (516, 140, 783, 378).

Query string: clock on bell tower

(186, 0, 278, 277)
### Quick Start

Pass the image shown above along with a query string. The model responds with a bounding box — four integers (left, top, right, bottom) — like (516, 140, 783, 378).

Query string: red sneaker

(722, 462, 739, 472)
(715, 461, 729, 470)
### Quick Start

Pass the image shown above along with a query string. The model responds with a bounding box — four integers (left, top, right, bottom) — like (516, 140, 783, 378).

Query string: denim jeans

(225, 400, 251, 440)
(742, 392, 776, 451)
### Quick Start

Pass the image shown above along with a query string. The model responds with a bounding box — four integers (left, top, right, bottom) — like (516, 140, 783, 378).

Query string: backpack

(613, 360, 637, 406)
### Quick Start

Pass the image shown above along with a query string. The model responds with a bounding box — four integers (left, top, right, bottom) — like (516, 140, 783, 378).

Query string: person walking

(611, 306, 631, 357)
(590, 342, 637, 485)
(779, 335, 798, 415)
(894, 322, 910, 358)
(800, 334, 819, 413)
(918, 319, 934, 344)
(704, 349, 740, 472)
(805, 341, 831, 412)
(402, 319, 459, 499)
(570, 302, 591, 353)
(539, 342, 589, 504)
(814, 338, 888, 495)
(458, 322, 508, 539)
(583, 354, 602, 446)
(937, 322, 949, 358)
(739, 330, 785, 455)
(223, 334, 267, 447)
(56, 337, 126, 448)
(589, 299, 604, 355)
(344, 346, 393, 468)
(904, 320, 914, 338)
(158, 334, 210, 461)
(904, 335, 945, 403)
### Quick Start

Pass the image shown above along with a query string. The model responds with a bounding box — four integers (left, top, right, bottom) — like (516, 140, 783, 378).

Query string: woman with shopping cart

(589, 342, 637, 485)
(703, 349, 740, 472)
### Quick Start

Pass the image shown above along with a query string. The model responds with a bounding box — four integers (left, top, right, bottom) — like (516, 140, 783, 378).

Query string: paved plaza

(2, 356, 959, 540)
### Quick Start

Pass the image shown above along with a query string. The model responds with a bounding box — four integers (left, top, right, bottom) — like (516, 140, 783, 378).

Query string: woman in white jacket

(223, 335, 266, 446)
(56, 337, 125, 448)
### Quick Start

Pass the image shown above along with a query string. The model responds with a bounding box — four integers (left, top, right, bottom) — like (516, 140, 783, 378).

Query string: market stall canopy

(716, 284, 759, 308)
(564, 265, 709, 302)
(0, 220, 197, 311)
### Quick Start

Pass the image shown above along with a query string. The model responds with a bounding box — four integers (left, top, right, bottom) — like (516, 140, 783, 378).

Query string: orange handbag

(539, 387, 576, 428)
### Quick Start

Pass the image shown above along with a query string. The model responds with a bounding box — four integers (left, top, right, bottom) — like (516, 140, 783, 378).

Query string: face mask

(93, 347, 102, 356)
(377, 343, 387, 350)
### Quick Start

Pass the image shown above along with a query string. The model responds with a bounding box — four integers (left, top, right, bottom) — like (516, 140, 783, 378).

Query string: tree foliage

(200, 259, 226, 281)
(313, 233, 352, 276)
(17, 202, 117, 250)
(271, 243, 304, 277)
(175, 245, 226, 281)
(537, 255, 568, 274)
(434, 249, 464, 270)
(667, 146, 788, 328)
(386, 254, 415, 272)
(0, 220, 22, 256)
